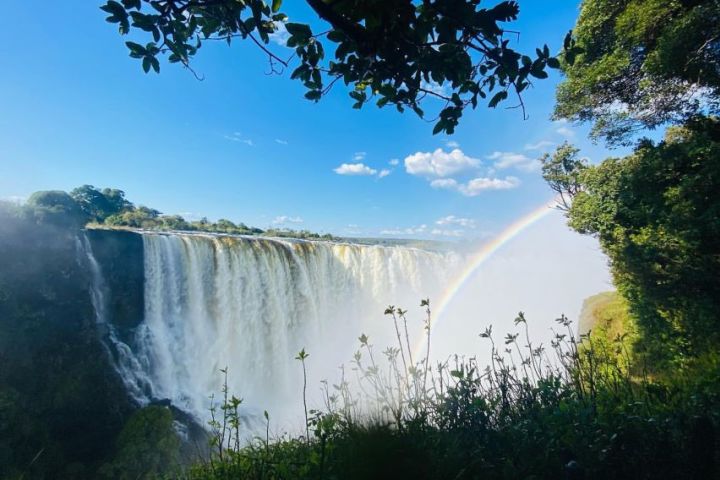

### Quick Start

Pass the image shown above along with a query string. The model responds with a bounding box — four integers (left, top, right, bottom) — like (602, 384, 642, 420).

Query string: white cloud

(436, 215, 476, 228)
(353, 151, 367, 161)
(380, 224, 428, 235)
(462, 177, 520, 195)
(446, 140, 460, 148)
(487, 151, 540, 172)
(380, 223, 465, 238)
(269, 22, 290, 47)
(556, 126, 575, 138)
(378, 169, 391, 178)
(272, 215, 304, 225)
(344, 224, 362, 235)
(430, 178, 459, 190)
(388, 158, 400, 166)
(432, 176, 520, 196)
(334, 163, 378, 176)
(420, 80, 451, 98)
(404, 148, 480, 178)
(524, 140, 555, 151)
(275, 138, 288, 145)
(224, 132, 254, 146)
(431, 228, 464, 237)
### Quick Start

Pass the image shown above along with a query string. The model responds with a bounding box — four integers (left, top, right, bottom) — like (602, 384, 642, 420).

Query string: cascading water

(76, 234, 154, 403)
(86, 231, 459, 427)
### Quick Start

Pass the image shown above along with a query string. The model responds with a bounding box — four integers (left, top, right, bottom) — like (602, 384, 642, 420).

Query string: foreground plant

(185, 301, 720, 479)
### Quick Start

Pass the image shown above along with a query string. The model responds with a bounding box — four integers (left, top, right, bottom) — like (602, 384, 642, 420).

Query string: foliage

(578, 291, 635, 346)
(70, 185, 133, 222)
(555, 0, 720, 145)
(100, 0, 560, 134)
(539, 141, 588, 211)
(98, 406, 182, 480)
(545, 117, 720, 369)
(25, 190, 90, 228)
(185, 303, 720, 480)
(577, 291, 641, 377)
(101, 208, 336, 239)
(12, 184, 335, 240)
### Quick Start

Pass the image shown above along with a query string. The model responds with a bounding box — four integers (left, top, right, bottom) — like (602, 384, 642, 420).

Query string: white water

(77, 235, 155, 401)
(89, 232, 459, 425)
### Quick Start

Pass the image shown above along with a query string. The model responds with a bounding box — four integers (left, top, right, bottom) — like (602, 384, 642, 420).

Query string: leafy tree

(70, 185, 133, 222)
(101, 187, 134, 215)
(26, 190, 89, 228)
(105, 205, 161, 228)
(539, 141, 588, 211)
(100, 0, 560, 134)
(215, 218, 237, 232)
(160, 214, 191, 230)
(545, 117, 720, 365)
(98, 406, 181, 480)
(555, 0, 720, 145)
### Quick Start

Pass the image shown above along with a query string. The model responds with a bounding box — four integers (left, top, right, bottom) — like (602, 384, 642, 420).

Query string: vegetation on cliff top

(12, 185, 337, 240)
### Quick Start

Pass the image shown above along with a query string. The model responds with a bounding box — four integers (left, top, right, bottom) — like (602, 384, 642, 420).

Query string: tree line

(9, 185, 335, 240)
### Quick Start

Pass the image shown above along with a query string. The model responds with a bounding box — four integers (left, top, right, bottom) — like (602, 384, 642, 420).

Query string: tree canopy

(26, 190, 90, 228)
(71, 185, 133, 222)
(554, 0, 720, 146)
(13, 185, 335, 240)
(100, 0, 560, 134)
(544, 117, 720, 366)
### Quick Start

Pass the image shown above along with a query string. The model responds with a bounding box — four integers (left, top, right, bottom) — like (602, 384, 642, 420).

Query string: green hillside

(578, 291, 635, 343)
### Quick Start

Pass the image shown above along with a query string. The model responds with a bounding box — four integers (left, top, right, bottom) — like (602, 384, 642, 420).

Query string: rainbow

(413, 198, 558, 359)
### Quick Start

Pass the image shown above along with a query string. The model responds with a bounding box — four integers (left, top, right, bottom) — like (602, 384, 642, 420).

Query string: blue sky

(0, 1, 627, 239)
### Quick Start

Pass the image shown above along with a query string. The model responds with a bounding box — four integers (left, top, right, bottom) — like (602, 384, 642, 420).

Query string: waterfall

(76, 234, 154, 404)
(88, 232, 459, 426)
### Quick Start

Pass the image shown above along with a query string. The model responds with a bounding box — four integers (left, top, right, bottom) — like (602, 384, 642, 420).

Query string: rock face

(85, 229, 145, 339)
(0, 217, 136, 479)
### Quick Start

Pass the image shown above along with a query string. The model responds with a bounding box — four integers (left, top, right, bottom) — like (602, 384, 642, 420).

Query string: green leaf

(285, 22, 311, 39)
(272, 0, 282, 13)
(547, 57, 561, 69)
(304, 90, 321, 101)
(488, 90, 508, 108)
(125, 41, 145, 54)
(100, 1, 125, 17)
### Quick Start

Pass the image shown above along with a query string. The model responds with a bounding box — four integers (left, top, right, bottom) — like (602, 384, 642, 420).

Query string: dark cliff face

(0, 215, 137, 478)
(86, 229, 145, 340)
